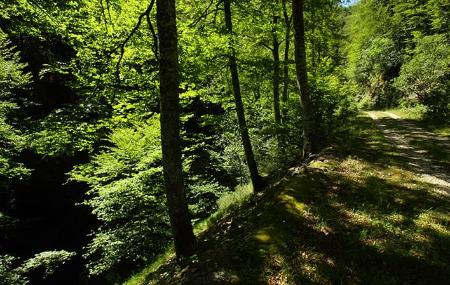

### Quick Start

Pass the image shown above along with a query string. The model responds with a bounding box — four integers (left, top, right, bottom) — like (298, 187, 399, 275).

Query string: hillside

(127, 113, 450, 285)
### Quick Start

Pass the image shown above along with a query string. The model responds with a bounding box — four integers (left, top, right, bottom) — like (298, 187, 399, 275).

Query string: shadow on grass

(148, 115, 450, 284)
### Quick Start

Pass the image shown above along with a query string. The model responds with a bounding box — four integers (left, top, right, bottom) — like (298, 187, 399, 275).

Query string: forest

(0, 0, 449, 284)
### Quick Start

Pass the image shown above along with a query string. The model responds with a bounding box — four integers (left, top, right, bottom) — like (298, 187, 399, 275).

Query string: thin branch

(105, 0, 114, 30)
(99, 0, 109, 32)
(145, 1, 159, 62)
(189, 0, 224, 28)
(115, 1, 155, 83)
(260, 41, 274, 52)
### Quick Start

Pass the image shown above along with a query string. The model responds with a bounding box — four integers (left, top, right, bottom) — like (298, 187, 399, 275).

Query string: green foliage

(0, 255, 27, 285)
(70, 117, 169, 276)
(20, 250, 76, 277)
(394, 34, 450, 119)
(0, 251, 75, 285)
(0, 31, 31, 179)
(0, 0, 365, 283)
(355, 36, 401, 107)
(345, 0, 450, 118)
(216, 183, 253, 214)
(310, 73, 358, 140)
(188, 180, 228, 220)
(0, 34, 31, 94)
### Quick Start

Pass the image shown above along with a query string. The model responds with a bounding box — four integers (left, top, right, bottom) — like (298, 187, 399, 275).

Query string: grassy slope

(126, 113, 450, 285)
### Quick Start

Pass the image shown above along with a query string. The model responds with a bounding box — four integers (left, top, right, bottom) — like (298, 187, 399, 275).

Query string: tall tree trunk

(223, 0, 262, 192)
(281, 0, 291, 122)
(292, 0, 317, 157)
(272, 0, 281, 129)
(156, 0, 196, 257)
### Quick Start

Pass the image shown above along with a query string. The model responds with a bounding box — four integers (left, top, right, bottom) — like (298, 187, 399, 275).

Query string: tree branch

(146, 2, 159, 62)
(115, 0, 156, 83)
(189, 0, 224, 28)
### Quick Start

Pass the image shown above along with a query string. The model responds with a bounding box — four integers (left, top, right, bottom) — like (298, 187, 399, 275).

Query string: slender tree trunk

(272, 0, 281, 129)
(156, 0, 196, 257)
(223, 0, 262, 192)
(281, 0, 291, 122)
(292, 0, 317, 157)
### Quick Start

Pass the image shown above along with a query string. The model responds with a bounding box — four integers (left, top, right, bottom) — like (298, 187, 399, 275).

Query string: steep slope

(128, 114, 450, 285)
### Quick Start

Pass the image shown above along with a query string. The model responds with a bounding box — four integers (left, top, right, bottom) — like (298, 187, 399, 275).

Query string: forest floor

(126, 112, 450, 285)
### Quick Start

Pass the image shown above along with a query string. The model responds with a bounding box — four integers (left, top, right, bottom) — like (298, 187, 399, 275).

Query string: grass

(385, 106, 426, 121)
(123, 250, 175, 285)
(124, 113, 450, 285)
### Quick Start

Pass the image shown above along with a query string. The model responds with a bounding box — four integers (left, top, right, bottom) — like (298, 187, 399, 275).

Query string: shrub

(0, 255, 27, 285)
(394, 34, 450, 120)
(1, 251, 76, 285)
(71, 116, 226, 277)
(310, 73, 358, 143)
(188, 180, 228, 220)
(70, 117, 170, 276)
(354, 36, 402, 108)
(20, 251, 76, 277)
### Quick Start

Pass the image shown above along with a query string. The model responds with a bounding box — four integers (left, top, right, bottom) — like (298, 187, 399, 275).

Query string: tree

(223, 0, 263, 192)
(156, 0, 196, 257)
(292, 0, 317, 156)
(272, 0, 282, 131)
(281, 0, 292, 122)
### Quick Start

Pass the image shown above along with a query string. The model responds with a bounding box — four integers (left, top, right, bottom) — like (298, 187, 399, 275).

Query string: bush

(354, 36, 402, 108)
(0, 255, 27, 285)
(20, 251, 76, 277)
(1, 251, 75, 285)
(394, 34, 450, 120)
(310, 73, 358, 143)
(188, 180, 228, 220)
(70, 117, 170, 276)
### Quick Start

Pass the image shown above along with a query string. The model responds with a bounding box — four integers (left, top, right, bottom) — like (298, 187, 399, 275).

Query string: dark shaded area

(0, 151, 102, 285)
(0, 24, 103, 284)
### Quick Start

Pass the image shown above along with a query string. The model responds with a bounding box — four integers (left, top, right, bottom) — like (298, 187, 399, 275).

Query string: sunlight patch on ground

(415, 210, 450, 236)
(417, 174, 450, 196)
(254, 230, 272, 243)
(383, 111, 401, 119)
(278, 191, 307, 216)
(309, 160, 337, 170)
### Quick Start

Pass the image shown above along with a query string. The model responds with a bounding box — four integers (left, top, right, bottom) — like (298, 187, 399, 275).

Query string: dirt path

(367, 111, 450, 196)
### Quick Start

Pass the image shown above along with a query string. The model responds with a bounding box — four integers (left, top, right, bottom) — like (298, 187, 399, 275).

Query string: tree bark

(223, 0, 263, 192)
(156, 0, 196, 257)
(281, 0, 291, 122)
(272, 0, 281, 129)
(292, 0, 317, 157)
